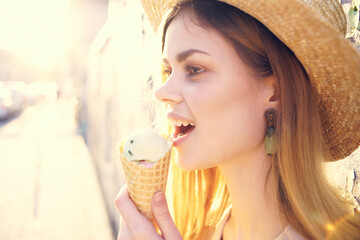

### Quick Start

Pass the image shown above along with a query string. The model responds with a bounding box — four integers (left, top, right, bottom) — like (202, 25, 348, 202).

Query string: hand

(114, 185, 182, 240)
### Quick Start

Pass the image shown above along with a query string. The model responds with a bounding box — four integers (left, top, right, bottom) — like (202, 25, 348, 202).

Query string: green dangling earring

(265, 108, 277, 155)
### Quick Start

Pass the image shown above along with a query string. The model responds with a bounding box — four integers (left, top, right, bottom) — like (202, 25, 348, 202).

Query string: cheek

(214, 90, 264, 149)
(183, 79, 266, 168)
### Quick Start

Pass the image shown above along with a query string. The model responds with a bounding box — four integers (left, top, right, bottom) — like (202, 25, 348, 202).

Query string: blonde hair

(159, 1, 360, 239)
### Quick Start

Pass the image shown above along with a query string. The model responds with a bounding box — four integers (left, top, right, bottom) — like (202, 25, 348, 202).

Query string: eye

(163, 69, 172, 78)
(128, 150, 133, 156)
(186, 65, 205, 76)
(161, 65, 172, 82)
(130, 140, 134, 144)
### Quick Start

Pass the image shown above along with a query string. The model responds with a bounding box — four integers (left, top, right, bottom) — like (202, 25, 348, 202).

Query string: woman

(115, 0, 360, 239)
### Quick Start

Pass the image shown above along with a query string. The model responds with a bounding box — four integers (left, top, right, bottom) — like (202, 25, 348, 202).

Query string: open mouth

(173, 123, 195, 139)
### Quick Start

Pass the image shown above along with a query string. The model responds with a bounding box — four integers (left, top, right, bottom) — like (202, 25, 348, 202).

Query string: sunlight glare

(326, 223, 335, 232)
(0, 0, 70, 71)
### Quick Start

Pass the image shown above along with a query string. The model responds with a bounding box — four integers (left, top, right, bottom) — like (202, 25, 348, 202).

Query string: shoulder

(210, 206, 307, 240)
(210, 205, 232, 240)
(274, 225, 307, 240)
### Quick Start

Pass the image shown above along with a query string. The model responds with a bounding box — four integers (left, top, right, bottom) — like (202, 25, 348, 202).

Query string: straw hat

(140, 0, 360, 161)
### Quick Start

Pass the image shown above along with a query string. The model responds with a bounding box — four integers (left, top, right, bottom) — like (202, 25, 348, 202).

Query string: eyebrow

(162, 49, 210, 64)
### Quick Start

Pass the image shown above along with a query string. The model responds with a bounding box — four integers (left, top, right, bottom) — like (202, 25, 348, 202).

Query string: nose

(155, 76, 183, 105)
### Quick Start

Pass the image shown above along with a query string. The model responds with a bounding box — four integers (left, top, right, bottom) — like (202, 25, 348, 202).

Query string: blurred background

(0, 0, 158, 239)
(0, 0, 359, 240)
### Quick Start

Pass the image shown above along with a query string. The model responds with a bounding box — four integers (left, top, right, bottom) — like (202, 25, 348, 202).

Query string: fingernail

(154, 191, 165, 205)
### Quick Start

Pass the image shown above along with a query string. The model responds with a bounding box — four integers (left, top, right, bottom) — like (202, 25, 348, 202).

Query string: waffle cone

(119, 146, 171, 220)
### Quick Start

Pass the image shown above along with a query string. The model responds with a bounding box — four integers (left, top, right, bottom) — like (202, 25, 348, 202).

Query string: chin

(174, 150, 213, 171)
(175, 156, 195, 171)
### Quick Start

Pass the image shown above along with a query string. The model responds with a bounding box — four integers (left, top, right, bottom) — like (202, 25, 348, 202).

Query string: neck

(218, 147, 288, 240)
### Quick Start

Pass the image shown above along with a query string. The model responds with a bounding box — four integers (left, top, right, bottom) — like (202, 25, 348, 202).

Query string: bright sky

(0, 0, 70, 70)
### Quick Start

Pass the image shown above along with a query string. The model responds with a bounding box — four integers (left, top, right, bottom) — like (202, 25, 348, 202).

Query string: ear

(262, 75, 278, 110)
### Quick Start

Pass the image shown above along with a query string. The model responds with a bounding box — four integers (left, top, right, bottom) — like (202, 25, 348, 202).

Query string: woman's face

(156, 12, 275, 170)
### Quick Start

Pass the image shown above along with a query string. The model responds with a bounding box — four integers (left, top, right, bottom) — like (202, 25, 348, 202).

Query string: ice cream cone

(119, 142, 172, 220)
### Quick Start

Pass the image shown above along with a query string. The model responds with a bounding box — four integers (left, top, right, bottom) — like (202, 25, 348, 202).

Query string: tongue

(180, 124, 194, 135)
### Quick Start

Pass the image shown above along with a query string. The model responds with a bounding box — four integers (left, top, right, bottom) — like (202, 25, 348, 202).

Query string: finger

(114, 185, 159, 238)
(115, 185, 147, 226)
(119, 217, 129, 233)
(117, 217, 131, 240)
(152, 191, 182, 240)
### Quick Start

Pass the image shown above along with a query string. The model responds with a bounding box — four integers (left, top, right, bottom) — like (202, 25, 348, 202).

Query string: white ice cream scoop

(123, 128, 171, 163)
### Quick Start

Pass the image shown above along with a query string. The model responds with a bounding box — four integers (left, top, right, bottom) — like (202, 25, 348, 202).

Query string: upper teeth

(170, 119, 195, 127)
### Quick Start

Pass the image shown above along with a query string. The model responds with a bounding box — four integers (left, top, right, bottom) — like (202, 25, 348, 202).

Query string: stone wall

(325, 149, 360, 208)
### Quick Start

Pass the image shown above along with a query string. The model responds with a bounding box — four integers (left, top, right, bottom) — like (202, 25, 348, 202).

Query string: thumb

(152, 191, 182, 240)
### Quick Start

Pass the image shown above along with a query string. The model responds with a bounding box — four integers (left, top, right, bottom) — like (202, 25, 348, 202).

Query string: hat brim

(141, 0, 360, 161)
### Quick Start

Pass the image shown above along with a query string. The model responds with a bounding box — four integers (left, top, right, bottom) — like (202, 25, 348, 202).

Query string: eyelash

(161, 65, 205, 80)
(162, 69, 172, 78)
(185, 65, 205, 76)
(161, 66, 172, 83)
